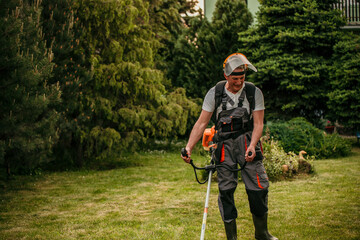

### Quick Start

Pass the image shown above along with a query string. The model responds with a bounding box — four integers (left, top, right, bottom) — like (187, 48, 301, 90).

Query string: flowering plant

(325, 120, 333, 127)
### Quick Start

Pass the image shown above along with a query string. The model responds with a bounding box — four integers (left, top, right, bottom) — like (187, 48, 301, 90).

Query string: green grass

(0, 148, 359, 240)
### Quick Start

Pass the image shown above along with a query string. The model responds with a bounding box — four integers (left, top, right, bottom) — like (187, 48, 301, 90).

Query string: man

(181, 53, 278, 240)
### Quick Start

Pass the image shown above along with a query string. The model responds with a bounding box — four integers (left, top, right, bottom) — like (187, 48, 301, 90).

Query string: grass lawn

(0, 147, 359, 240)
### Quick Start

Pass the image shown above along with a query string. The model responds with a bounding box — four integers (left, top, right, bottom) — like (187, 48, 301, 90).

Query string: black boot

(252, 213, 278, 240)
(224, 219, 237, 240)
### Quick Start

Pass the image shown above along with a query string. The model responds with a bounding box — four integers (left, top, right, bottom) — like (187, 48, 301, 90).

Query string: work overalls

(213, 88, 269, 223)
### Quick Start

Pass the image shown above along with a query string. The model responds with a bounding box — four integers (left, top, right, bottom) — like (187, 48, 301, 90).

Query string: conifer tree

(41, 0, 91, 167)
(169, 16, 217, 98)
(238, 0, 345, 123)
(148, 0, 199, 73)
(0, 0, 61, 175)
(170, 0, 252, 98)
(75, 0, 199, 161)
(212, 0, 252, 54)
(328, 33, 360, 130)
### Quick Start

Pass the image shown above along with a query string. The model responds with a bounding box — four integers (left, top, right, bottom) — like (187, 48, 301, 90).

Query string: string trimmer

(181, 127, 250, 240)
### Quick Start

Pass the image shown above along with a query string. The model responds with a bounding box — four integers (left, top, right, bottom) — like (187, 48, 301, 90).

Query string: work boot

(252, 213, 278, 240)
(224, 219, 237, 240)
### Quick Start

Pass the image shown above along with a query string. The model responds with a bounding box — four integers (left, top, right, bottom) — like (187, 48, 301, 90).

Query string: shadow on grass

(84, 158, 144, 171)
(0, 173, 45, 193)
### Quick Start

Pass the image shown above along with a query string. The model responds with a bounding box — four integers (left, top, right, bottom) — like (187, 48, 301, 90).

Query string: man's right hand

(181, 147, 191, 164)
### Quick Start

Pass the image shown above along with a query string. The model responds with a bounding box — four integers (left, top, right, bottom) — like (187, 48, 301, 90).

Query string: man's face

(224, 68, 246, 93)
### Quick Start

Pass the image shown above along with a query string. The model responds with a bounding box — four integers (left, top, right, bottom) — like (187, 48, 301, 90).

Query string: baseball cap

(223, 53, 257, 76)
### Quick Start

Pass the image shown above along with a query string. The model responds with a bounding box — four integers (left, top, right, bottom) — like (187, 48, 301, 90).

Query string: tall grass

(0, 148, 359, 239)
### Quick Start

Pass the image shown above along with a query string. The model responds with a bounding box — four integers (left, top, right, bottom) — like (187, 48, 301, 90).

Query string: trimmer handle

(181, 148, 188, 158)
(181, 148, 193, 165)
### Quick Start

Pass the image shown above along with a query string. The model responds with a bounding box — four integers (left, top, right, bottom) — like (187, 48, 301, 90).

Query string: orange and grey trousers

(214, 131, 269, 222)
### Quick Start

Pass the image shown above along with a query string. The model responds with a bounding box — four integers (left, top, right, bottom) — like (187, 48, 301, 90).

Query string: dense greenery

(262, 137, 314, 181)
(266, 118, 352, 158)
(1, 0, 200, 174)
(75, 0, 199, 163)
(1, 0, 358, 174)
(238, 0, 346, 124)
(148, 0, 198, 72)
(0, 0, 61, 175)
(41, 0, 92, 168)
(169, 0, 253, 98)
(170, 0, 359, 130)
(328, 33, 360, 130)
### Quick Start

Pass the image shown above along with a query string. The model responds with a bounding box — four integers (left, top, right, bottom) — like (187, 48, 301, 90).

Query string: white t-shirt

(202, 83, 265, 115)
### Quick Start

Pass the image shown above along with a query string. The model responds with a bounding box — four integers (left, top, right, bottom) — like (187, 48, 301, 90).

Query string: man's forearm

(250, 110, 264, 149)
(186, 121, 208, 152)
(185, 110, 213, 153)
(250, 122, 263, 148)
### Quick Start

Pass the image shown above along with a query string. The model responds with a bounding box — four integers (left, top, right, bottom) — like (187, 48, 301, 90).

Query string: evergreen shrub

(1, 0, 61, 175)
(266, 117, 351, 159)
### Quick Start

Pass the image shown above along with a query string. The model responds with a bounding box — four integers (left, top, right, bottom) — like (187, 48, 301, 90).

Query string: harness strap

(221, 93, 228, 110)
(221, 85, 247, 110)
(212, 81, 227, 125)
(238, 88, 246, 107)
(245, 82, 256, 118)
(211, 81, 256, 129)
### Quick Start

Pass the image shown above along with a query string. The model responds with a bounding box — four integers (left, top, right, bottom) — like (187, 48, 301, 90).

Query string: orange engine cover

(202, 126, 216, 151)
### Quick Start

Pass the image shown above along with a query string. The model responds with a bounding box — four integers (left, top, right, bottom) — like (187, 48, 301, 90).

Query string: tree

(212, 0, 252, 54)
(327, 33, 360, 130)
(238, 0, 345, 124)
(169, 0, 252, 99)
(41, 0, 92, 168)
(0, 0, 61, 175)
(148, 0, 199, 73)
(75, 0, 199, 162)
(169, 16, 217, 98)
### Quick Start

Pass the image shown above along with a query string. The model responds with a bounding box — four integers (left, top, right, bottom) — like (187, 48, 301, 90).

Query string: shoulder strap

(211, 80, 227, 124)
(244, 81, 256, 131)
(211, 81, 257, 124)
(244, 81, 256, 114)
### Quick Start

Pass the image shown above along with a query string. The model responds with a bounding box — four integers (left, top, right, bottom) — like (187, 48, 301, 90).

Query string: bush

(321, 134, 352, 158)
(261, 136, 314, 181)
(262, 138, 291, 181)
(266, 118, 351, 159)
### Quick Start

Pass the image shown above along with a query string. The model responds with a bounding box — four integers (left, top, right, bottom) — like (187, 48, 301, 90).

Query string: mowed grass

(0, 148, 359, 240)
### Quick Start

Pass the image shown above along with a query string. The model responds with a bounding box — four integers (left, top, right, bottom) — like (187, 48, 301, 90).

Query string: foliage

(327, 33, 360, 131)
(266, 117, 352, 158)
(0, 0, 61, 174)
(3, 0, 357, 174)
(238, 0, 346, 124)
(169, 0, 253, 98)
(168, 16, 215, 98)
(261, 137, 314, 181)
(41, 0, 92, 168)
(262, 138, 288, 180)
(211, 0, 253, 54)
(322, 133, 352, 158)
(147, 0, 199, 73)
(75, 0, 199, 164)
(1, 0, 201, 173)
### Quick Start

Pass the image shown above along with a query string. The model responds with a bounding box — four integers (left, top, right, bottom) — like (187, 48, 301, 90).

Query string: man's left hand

(245, 145, 256, 162)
